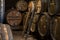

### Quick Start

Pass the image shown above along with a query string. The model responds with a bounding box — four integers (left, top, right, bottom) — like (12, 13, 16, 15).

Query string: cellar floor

(12, 31, 37, 40)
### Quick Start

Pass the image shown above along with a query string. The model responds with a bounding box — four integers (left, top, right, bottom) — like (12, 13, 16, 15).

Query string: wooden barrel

(23, 0, 41, 32)
(23, 1, 41, 32)
(28, 0, 41, 13)
(0, 24, 13, 40)
(35, 0, 41, 13)
(30, 14, 40, 32)
(6, 9, 22, 26)
(50, 16, 60, 40)
(48, 0, 60, 15)
(16, 0, 28, 11)
(28, 0, 48, 12)
(38, 13, 50, 37)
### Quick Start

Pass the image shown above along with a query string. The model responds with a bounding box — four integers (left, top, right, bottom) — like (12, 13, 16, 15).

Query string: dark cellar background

(3, 0, 53, 40)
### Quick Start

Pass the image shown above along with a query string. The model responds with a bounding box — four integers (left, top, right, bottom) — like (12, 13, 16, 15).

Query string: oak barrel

(16, 0, 28, 11)
(38, 13, 50, 37)
(48, 0, 60, 15)
(6, 9, 22, 26)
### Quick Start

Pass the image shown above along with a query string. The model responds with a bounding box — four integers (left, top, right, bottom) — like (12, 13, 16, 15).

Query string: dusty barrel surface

(38, 13, 50, 37)
(50, 16, 60, 40)
(16, 0, 28, 11)
(0, 24, 13, 40)
(6, 9, 22, 26)
(48, 0, 60, 15)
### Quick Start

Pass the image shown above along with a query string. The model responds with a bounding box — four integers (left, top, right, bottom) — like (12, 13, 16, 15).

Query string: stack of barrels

(49, 0, 60, 40)
(0, 0, 60, 40)
(6, 0, 28, 30)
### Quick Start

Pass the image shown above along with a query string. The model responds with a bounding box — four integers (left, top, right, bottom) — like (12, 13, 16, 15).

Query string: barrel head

(49, 0, 56, 15)
(38, 15, 48, 37)
(6, 10, 22, 26)
(16, 1, 27, 11)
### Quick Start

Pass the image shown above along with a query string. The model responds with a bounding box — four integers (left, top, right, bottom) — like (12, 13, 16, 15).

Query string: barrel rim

(38, 14, 49, 37)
